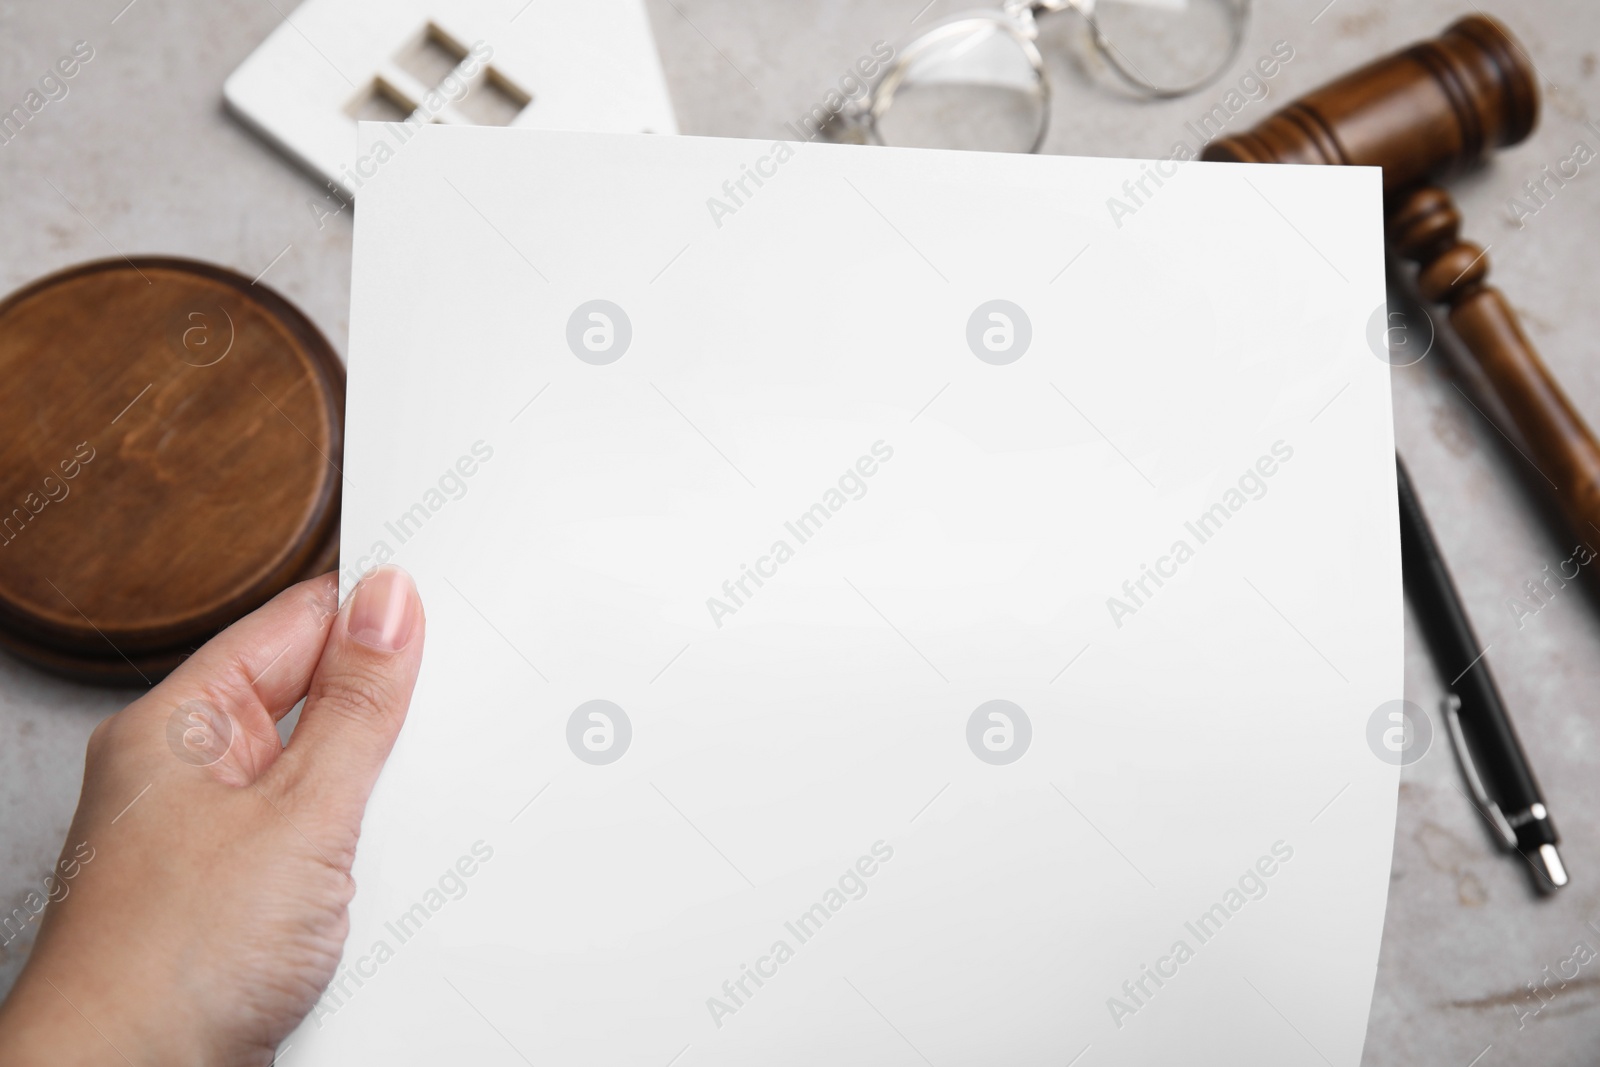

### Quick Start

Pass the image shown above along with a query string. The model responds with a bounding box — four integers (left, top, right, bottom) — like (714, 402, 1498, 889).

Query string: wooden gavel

(1205, 16, 1600, 551)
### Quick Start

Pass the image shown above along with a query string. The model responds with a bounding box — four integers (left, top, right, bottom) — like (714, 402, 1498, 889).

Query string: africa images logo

(1366, 699, 1432, 766)
(567, 700, 632, 765)
(967, 700, 1031, 764)
(566, 300, 632, 365)
(966, 300, 1032, 365)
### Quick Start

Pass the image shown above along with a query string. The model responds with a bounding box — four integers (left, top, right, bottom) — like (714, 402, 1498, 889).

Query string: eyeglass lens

(1086, 0, 1245, 97)
(869, 0, 1247, 153)
(873, 18, 1049, 154)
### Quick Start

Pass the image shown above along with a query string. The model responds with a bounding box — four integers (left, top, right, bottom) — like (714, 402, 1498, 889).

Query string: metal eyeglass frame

(838, 0, 1253, 154)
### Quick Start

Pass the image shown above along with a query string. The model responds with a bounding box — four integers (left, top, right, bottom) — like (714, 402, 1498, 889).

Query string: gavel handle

(1390, 185, 1600, 546)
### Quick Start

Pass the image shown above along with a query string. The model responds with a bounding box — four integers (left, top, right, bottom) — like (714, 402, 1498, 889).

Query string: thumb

(267, 566, 426, 846)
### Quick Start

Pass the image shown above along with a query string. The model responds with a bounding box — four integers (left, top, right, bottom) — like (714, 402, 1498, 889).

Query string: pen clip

(1443, 693, 1519, 851)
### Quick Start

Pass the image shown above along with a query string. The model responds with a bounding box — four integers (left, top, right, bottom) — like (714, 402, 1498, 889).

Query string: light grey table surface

(1, 0, 1597, 1062)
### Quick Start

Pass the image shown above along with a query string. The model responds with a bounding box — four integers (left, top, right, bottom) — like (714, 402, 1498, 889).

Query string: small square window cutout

(347, 77, 416, 123)
(395, 24, 468, 89)
(456, 67, 532, 127)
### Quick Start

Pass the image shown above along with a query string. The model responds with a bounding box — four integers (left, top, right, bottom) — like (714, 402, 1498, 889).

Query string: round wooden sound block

(0, 258, 343, 685)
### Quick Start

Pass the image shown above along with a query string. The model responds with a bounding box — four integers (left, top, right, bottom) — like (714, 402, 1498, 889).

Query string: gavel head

(1202, 15, 1538, 192)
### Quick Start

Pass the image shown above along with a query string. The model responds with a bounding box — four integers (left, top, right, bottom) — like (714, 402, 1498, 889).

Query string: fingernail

(347, 567, 418, 652)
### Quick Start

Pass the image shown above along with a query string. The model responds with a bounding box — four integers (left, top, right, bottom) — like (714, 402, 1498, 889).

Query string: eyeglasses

(833, 0, 1251, 154)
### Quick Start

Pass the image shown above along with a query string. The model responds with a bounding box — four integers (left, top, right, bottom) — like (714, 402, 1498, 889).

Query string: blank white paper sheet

(293, 124, 1401, 1066)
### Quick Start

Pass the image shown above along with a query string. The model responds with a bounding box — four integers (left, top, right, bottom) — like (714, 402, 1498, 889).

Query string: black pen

(1396, 456, 1567, 891)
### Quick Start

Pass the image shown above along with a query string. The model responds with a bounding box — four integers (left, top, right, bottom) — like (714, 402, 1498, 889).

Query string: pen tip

(1532, 843, 1569, 891)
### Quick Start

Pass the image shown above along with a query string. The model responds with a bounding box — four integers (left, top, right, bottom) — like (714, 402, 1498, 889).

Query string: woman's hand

(0, 566, 424, 1066)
